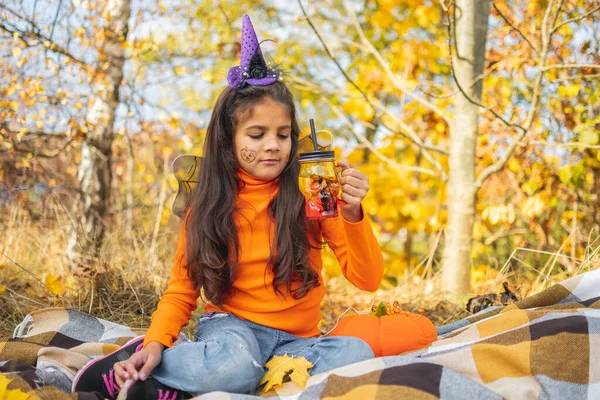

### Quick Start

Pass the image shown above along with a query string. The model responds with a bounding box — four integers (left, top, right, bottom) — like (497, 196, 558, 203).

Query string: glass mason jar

(298, 150, 341, 220)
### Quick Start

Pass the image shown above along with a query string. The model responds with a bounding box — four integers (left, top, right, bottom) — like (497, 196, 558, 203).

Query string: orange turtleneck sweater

(143, 169, 384, 348)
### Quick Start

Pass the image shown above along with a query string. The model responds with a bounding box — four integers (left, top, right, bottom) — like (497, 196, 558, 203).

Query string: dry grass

(0, 198, 188, 338)
(1, 200, 598, 339)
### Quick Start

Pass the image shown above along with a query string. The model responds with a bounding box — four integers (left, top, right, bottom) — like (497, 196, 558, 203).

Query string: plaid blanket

(202, 269, 600, 400)
(1, 269, 598, 399)
(0, 308, 146, 399)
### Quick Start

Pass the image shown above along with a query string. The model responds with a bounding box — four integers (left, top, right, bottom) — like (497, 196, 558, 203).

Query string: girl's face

(234, 98, 292, 181)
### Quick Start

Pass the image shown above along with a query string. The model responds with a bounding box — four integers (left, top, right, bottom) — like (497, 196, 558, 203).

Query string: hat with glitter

(227, 14, 280, 89)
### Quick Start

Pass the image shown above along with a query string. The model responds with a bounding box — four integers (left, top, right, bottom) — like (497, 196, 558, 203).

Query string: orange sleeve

(319, 205, 384, 292)
(143, 222, 200, 348)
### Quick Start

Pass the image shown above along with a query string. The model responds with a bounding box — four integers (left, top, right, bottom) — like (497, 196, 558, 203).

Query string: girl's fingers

(341, 171, 369, 193)
(336, 160, 369, 203)
(124, 354, 142, 381)
(337, 160, 350, 170)
(114, 362, 126, 387)
(337, 161, 369, 188)
(340, 174, 367, 189)
(341, 184, 366, 199)
(340, 192, 362, 207)
(341, 167, 367, 180)
(138, 353, 161, 381)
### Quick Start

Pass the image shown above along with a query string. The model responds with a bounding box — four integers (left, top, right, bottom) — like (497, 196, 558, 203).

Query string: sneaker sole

(72, 335, 145, 394)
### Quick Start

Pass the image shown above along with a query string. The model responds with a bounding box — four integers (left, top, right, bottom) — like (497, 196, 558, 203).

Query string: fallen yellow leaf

(259, 354, 313, 393)
(45, 273, 65, 296)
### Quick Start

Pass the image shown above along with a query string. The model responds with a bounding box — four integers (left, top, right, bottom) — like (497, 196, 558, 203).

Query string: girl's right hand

(114, 341, 165, 387)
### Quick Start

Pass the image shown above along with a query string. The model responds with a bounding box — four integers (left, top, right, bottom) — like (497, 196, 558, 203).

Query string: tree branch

(554, 73, 600, 82)
(369, 97, 449, 179)
(296, 0, 374, 116)
(0, 4, 90, 69)
(492, 1, 539, 56)
(292, 75, 449, 155)
(11, 137, 76, 158)
(368, 97, 449, 156)
(530, 140, 600, 150)
(328, 101, 444, 179)
(291, 74, 449, 174)
(551, 5, 600, 34)
(342, 0, 453, 126)
(541, 64, 600, 71)
(49, 0, 63, 40)
(419, 58, 502, 99)
(1, 123, 72, 141)
(446, 7, 527, 133)
(474, 0, 559, 191)
(484, 229, 529, 245)
(1, 122, 77, 158)
(295, 0, 449, 170)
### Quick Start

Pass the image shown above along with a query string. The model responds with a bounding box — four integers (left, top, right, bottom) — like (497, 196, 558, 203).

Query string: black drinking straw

(309, 119, 319, 152)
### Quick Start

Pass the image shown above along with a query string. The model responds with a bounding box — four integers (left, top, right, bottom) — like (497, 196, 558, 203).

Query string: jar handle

(334, 165, 343, 180)
(334, 165, 344, 199)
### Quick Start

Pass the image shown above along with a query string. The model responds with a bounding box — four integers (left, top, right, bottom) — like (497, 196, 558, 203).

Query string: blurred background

(1, 0, 599, 336)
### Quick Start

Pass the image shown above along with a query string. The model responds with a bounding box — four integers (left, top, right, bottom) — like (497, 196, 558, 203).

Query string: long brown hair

(184, 82, 321, 306)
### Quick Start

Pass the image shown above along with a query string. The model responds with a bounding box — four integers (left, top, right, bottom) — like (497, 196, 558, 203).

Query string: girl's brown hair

(184, 82, 321, 306)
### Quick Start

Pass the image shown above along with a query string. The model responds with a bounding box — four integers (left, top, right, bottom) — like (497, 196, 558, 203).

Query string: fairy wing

(172, 154, 202, 220)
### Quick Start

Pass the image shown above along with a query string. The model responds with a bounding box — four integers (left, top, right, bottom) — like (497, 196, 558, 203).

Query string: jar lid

(299, 150, 335, 160)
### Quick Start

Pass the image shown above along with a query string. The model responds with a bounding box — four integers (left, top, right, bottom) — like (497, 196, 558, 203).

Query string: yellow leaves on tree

(341, 98, 374, 122)
(0, 374, 31, 400)
(507, 159, 521, 174)
(12, 48, 22, 60)
(579, 130, 599, 146)
(520, 195, 546, 220)
(371, 9, 395, 29)
(557, 84, 580, 99)
(414, 5, 441, 28)
(259, 354, 314, 393)
(482, 204, 516, 226)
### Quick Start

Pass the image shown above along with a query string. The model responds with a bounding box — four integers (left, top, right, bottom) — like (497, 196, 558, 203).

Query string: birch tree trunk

(66, 0, 131, 269)
(442, 0, 490, 295)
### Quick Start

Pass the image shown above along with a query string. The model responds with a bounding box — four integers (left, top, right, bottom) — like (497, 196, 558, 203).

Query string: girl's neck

(236, 167, 280, 186)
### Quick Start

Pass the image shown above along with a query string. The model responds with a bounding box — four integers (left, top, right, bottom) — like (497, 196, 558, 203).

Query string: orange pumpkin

(328, 312, 437, 357)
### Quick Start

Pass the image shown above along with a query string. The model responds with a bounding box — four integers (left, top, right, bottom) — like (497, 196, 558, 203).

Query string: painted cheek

(240, 147, 257, 163)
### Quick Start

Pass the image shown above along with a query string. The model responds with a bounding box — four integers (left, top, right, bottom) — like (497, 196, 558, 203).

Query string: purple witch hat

(227, 14, 280, 89)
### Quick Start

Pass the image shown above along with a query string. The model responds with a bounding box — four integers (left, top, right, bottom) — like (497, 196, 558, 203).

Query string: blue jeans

(150, 312, 374, 395)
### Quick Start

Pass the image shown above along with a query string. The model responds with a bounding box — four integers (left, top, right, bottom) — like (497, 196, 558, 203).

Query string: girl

(73, 15, 384, 399)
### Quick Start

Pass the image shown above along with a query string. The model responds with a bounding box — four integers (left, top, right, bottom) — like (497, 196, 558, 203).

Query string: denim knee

(188, 336, 264, 395)
(333, 336, 374, 365)
(153, 336, 264, 395)
(308, 336, 374, 375)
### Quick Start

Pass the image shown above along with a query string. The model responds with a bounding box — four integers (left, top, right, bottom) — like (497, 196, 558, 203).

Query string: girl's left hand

(337, 160, 369, 223)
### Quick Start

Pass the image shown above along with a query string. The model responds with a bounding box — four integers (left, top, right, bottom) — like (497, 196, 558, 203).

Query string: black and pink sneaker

(118, 377, 191, 400)
(72, 336, 145, 399)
